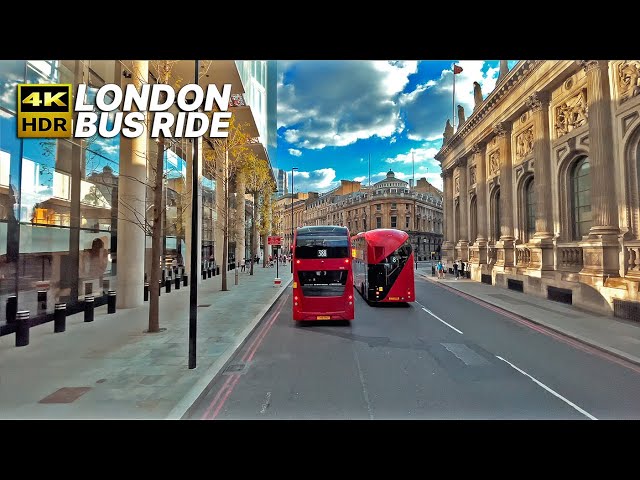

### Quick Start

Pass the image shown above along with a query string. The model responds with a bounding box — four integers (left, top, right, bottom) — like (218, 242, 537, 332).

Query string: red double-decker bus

(351, 229, 414, 303)
(292, 225, 354, 321)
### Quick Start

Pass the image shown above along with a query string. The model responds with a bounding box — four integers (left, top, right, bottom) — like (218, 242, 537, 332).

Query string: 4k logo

(17, 84, 72, 138)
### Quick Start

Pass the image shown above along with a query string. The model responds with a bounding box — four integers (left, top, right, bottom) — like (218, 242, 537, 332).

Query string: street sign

(268, 236, 282, 245)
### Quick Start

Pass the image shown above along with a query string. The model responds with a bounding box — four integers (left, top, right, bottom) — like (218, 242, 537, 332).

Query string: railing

(624, 241, 640, 277)
(516, 245, 531, 268)
(557, 244, 583, 272)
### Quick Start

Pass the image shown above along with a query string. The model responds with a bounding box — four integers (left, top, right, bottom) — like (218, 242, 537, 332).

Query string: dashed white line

(421, 307, 464, 335)
(260, 391, 272, 414)
(496, 355, 597, 420)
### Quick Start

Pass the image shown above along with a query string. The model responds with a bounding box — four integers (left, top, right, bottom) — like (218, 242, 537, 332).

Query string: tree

(243, 150, 271, 275)
(203, 116, 252, 291)
(258, 180, 276, 267)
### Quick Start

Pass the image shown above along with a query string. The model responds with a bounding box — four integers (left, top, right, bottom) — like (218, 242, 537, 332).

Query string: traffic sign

(268, 236, 282, 245)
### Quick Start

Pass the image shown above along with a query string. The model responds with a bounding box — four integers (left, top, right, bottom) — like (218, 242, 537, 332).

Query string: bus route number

(317, 249, 327, 257)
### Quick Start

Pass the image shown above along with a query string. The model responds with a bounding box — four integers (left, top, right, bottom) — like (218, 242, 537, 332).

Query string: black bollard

(84, 296, 94, 322)
(432, 265, 436, 277)
(165, 278, 171, 293)
(144, 282, 149, 301)
(15, 310, 30, 347)
(159, 280, 162, 296)
(161, 268, 166, 284)
(37, 290, 47, 316)
(208, 266, 212, 278)
(6, 295, 17, 323)
(54, 303, 66, 333)
(175, 275, 180, 290)
(202, 268, 206, 281)
(107, 290, 116, 314)
(183, 274, 188, 287)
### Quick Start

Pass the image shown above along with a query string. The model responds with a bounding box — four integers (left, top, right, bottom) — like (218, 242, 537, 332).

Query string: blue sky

(274, 60, 519, 194)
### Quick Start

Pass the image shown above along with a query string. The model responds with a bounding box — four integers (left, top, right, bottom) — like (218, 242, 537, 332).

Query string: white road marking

(421, 307, 464, 335)
(260, 391, 271, 414)
(353, 347, 374, 420)
(496, 355, 597, 420)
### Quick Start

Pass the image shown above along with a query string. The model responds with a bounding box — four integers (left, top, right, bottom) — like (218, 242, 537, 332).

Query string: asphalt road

(186, 275, 640, 420)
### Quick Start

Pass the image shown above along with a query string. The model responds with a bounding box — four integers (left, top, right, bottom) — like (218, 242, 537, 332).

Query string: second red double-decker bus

(352, 228, 414, 303)
(292, 225, 355, 321)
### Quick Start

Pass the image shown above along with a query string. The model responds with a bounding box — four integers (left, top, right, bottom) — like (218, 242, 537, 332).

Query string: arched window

(455, 201, 460, 243)
(470, 196, 477, 244)
(491, 188, 501, 242)
(572, 157, 592, 240)
(525, 177, 536, 241)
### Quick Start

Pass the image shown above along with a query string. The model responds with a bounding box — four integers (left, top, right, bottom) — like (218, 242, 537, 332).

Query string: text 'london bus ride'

(292, 225, 355, 321)
(351, 228, 415, 303)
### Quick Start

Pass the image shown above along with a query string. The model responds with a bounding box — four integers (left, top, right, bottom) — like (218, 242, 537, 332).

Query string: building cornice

(435, 60, 544, 161)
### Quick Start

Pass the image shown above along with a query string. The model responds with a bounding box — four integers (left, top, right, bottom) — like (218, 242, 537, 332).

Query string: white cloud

(401, 61, 502, 142)
(389, 136, 397, 144)
(288, 148, 302, 157)
(353, 176, 366, 182)
(291, 168, 338, 193)
(278, 60, 418, 150)
(385, 146, 440, 165)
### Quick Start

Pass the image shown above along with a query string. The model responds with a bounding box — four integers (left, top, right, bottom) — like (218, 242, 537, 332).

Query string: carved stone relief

(469, 165, 477, 185)
(617, 61, 640, 104)
(555, 88, 588, 138)
(489, 150, 500, 175)
(516, 126, 534, 159)
(454, 176, 460, 194)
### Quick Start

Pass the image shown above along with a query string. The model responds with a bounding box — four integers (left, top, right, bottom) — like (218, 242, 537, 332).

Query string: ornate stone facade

(436, 60, 640, 317)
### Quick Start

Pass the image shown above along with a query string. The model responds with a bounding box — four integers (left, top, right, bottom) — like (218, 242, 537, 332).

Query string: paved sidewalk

(415, 266, 640, 366)
(0, 264, 292, 419)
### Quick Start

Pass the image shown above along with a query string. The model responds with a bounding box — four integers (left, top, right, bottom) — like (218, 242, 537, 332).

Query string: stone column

(441, 169, 455, 263)
(527, 91, 555, 274)
(494, 121, 515, 270)
(185, 137, 203, 283)
(116, 60, 148, 308)
(235, 172, 246, 263)
(578, 60, 620, 278)
(456, 158, 469, 262)
(471, 142, 487, 267)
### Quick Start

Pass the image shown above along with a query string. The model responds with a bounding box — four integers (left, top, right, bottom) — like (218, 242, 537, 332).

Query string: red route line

(419, 275, 640, 375)
(201, 292, 289, 420)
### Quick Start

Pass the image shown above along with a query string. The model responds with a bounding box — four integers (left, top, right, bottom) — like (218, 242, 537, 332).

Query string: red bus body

(352, 229, 415, 303)
(292, 225, 355, 321)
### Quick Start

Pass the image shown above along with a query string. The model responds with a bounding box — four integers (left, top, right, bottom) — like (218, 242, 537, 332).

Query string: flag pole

(368, 153, 371, 187)
(452, 63, 456, 130)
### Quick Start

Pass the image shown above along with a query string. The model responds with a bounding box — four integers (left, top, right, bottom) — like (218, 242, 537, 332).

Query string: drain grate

(224, 363, 246, 374)
(198, 304, 211, 308)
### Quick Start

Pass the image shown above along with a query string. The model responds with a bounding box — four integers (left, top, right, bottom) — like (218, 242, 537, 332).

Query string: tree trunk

(253, 191, 259, 268)
(249, 195, 255, 276)
(148, 134, 164, 333)
(221, 148, 229, 291)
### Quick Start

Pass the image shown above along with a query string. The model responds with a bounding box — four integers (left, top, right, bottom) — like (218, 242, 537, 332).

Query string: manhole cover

(39, 387, 92, 404)
(198, 304, 211, 308)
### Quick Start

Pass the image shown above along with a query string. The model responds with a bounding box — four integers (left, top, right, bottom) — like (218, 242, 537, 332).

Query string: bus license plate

(389, 297, 399, 300)
(317, 315, 331, 320)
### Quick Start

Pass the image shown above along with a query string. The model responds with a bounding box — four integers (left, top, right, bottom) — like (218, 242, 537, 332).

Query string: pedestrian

(460, 261, 465, 279)
(453, 260, 459, 279)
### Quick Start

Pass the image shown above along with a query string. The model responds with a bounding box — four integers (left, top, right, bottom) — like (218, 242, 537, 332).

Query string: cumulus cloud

(288, 148, 302, 157)
(400, 60, 502, 142)
(278, 60, 418, 149)
(291, 168, 338, 193)
(385, 146, 440, 165)
(353, 176, 366, 182)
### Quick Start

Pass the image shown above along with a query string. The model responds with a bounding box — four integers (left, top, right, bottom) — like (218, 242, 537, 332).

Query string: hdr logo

(17, 84, 72, 138)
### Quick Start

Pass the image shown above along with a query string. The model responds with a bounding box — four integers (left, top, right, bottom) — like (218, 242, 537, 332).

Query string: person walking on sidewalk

(453, 260, 459, 280)
(437, 260, 444, 279)
(460, 261, 465, 279)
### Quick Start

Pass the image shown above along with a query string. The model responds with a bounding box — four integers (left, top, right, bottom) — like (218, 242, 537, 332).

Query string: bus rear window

(295, 236, 349, 259)
(298, 270, 347, 297)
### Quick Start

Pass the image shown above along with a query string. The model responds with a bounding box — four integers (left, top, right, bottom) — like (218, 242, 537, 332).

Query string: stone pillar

(441, 169, 455, 263)
(498, 60, 509, 81)
(185, 137, 203, 283)
(116, 60, 148, 308)
(235, 172, 246, 263)
(493, 121, 515, 270)
(579, 60, 620, 278)
(527, 91, 555, 274)
(456, 158, 469, 262)
(470, 143, 487, 267)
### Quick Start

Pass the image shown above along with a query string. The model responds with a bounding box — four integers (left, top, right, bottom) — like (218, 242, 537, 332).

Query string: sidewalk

(0, 264, 292, 419)
(416, 266, 640, 366)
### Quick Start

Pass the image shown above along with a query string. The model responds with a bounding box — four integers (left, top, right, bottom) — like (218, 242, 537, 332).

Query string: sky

(274, 60, 519, 195)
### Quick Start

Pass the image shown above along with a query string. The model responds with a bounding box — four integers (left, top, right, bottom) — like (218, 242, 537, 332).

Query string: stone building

(274, 172, 444, 259)
(435, 60, 640, 317)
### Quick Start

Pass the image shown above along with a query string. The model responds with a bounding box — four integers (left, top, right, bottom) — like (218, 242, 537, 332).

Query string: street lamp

(291, 167, 298, 273)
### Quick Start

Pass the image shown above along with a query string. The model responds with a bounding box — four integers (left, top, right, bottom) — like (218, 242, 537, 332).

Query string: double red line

(201, 293, 288, 420)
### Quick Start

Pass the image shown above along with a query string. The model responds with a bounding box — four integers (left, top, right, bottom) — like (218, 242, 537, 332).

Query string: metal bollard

(432, 265, 436, 277)
(15, 310, 30, 347)
(175, 275, 181, 290)
(208, 267, 212, 278)
(144, 282, 149, 301)
(6, 295, 17, 323)
(84, 296, 94, 322)
(54, 303, 66, 333)
(235, 265, 239, 285)
(159, 280, 162, 296)
(183, 274, 188, 287)
(161, 269, 166, 284)
(107, 290, 116, 314)
(37, 290, 47, 315)
(165, 278, 171, 293)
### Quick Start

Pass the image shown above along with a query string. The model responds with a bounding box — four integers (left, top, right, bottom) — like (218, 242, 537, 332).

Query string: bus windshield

(295, 236, 349, 259)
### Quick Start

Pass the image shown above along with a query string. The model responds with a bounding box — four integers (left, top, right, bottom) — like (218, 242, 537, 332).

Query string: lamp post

(291, 167, 298, 272)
